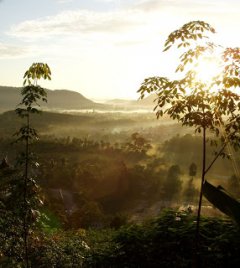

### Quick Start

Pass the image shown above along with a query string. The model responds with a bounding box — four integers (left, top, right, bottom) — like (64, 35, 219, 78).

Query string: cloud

(8, 9, 146, 39)
(56, 0, 74, 3)
(0, 43, 33, 58)
(7, 0, 240, 49)
(97, 0, 116, 3)
(96, 0, 116, 2)
(133, 0, 239, 13)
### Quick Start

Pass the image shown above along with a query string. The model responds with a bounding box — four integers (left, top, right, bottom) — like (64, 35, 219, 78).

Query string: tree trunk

(23, 112, 30, 268)
(196, 126, 206, 251)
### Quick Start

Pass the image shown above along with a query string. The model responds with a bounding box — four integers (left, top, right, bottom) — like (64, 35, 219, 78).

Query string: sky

(0, 0, 240, 100)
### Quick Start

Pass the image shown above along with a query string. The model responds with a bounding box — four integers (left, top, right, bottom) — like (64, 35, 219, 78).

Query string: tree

(138, 21, 240, 247)
(183, 177, 198, 203)
(162, 164, 182, 201)
(0, 158, 24, 266)
(124, 132, 152, 154)
(183, 163, 198, 203)
(15, 63, 51, 267)
(189, 162, 197, 178)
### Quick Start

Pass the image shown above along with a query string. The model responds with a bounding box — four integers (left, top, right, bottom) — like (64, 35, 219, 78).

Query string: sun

(194, 56, 221, 84)
(194, 57, 220, 84)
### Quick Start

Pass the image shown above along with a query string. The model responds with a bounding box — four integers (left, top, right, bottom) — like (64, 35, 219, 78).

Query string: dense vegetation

(1, 209, 240, 267)
(1, 20, 240, 267)
(1, 109, 239, 267)
(1, 113, 238, 228)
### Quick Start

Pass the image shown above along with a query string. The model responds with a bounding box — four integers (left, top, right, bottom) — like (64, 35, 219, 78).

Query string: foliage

(23, 63, 51, 86)
(84, 229, 118, 267)
(138, 20, 240, 159)
(124, 132, 152, 154)
(162, 165, 182, 201)
(84, 210, 240, 268)
(1, 130, 212, 233)
(0, 229, 116, 268)
(0, 165, 31, 264)
(0, 63, 51, 266)
(189, 162, 197, 177)
(16, 63, 51, 267)
(118, 210, 240, 267)
(37, 208, 62, 234)
(183, 178, 198, 203)
(29, 231, 89, 268)
(183, 163, 198, 203)
(162, 134, 234, 175)
(4, 210, 240, 267)
(138, 20, 240, 226)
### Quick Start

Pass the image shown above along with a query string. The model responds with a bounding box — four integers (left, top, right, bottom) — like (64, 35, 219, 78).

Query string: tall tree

(189, 162, 197, 178)
(15, 63, 51, 268)
(138, 21, 240, 249)
(162, 164, 182, 201)
(184, 163, 198, 203)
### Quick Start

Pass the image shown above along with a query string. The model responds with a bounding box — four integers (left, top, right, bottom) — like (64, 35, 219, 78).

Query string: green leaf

(163, 45, 171, 52)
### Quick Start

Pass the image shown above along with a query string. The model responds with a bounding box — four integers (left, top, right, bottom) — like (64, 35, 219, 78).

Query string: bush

(2, 210, 240, 267)
(29, 231, 89, 267)
(96, 210, 240, 268)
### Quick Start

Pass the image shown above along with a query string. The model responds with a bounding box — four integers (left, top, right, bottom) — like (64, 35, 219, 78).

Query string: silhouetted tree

(15, 63, 51, 267)
(138, 20, 240, 246)
(183, 162, 198, 203)
(162, 165, 182, 201)
(125, 132, 152, 154)
(189, 162, 197, 178)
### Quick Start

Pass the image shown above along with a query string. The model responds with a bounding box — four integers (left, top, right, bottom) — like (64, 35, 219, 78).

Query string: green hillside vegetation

(1, 88, 240, 267)
(0, 109, 185, 139)
(0, 112, 237, 232)
(2, 20, 240, 267)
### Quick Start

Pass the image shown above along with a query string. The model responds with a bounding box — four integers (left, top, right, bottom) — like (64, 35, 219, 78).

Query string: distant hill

(0, 86, 20, 112)
(46, 89, 104, 110)
(132, 94, 157, 107)
(0, 86, 107, 112)
(105, 94, 156, 110)
(0, 86, 156, 113)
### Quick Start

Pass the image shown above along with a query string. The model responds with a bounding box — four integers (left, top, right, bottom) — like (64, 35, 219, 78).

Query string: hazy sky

(0, 0, 239, 100)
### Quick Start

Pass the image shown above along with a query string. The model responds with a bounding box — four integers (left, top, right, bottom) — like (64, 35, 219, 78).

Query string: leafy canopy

(23, 62, 51, 86)
(15, 63, 51, 142)
(138, 21, 240, 154)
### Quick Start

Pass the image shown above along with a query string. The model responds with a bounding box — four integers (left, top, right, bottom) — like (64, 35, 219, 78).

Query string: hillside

(0, 86, 107, 112)
(0, 86, 157, 113)
(134, 94, 157, 107)
(0, 109, 167, 139)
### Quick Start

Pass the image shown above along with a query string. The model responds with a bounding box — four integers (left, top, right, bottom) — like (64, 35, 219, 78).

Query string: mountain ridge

(0, 85, 155, 112)
(0, 85, 106, 112)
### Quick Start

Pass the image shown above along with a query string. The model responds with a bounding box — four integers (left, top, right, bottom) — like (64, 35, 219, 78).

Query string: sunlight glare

(194, 57, 221, 85)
